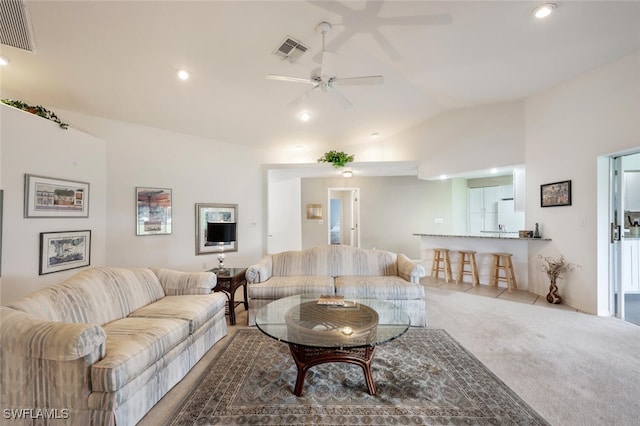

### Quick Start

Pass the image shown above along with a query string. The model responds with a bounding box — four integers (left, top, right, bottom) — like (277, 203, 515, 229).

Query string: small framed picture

(136, 187, 172, 235)
(306, 204, 323, 219)
(541, 180, 572, 207)
(196, 203, 238, 255)
(39, 230, 91, 275)
(24, 174, 90, 218)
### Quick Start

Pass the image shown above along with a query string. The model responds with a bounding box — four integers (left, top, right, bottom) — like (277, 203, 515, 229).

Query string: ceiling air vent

(273, 36, 308, 63)
(0, 0, 37, 52)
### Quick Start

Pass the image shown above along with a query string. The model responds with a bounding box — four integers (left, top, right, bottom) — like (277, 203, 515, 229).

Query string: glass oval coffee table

(255, 294, 411, 396)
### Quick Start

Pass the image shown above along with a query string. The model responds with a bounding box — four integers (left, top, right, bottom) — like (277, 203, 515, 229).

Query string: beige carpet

(139, 288, 640, 426)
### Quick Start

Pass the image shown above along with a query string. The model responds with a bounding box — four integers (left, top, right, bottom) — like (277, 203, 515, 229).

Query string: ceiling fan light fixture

(533, 3, 556, 19)
(298, 111, 311, 122)
(177, 69, 189, 80)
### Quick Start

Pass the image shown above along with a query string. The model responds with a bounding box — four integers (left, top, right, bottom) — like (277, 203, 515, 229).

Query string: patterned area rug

(166, 329, 548, 425)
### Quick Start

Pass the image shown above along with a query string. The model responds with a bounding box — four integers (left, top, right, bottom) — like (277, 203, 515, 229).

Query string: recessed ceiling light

(439, 174, 447, 180)
(490, 168, 498, 174)
(342, 170, 353, 178)
(533, 3, 556, 19)
(370, 132, 379, 139)
(177, 69, 189, 80)
(298, 111, 311, 122)
(0, 55, 9, 66)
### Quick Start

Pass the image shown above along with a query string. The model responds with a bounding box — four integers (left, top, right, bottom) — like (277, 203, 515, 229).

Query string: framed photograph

(136, 187, 172, 235)
(24, 174, 89, 218)
(306, 204, 323, 219)
(196, 203, 238, 255)
(39, 230, 91, 275)
(541, 180, 572, 207)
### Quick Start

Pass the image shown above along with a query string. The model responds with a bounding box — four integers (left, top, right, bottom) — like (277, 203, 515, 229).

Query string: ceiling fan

(265, 21, 384, 109)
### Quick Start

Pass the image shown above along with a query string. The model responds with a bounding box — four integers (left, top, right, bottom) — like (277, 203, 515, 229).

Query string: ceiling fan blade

(288, 84, 320, 107)
(328, 87, 353, 109)
(265, 74, 315, 85)
(333, 75, 384, 86)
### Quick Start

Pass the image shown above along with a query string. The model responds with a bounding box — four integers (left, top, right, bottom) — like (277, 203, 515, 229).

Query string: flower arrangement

(317, 150, 354, 168)
(1, 99, 69, 129)
(538, 254, 578, 281)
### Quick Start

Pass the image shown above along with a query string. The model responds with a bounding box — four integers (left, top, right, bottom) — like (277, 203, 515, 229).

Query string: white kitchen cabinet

(621, 239, 640, 293)
(468, 186, 499, 235)
(499, 184, 514, 200)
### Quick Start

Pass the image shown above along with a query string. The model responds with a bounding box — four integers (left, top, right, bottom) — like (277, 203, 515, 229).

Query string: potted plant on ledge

(1, 99, 69, 129)
(317, 150, 354, 168)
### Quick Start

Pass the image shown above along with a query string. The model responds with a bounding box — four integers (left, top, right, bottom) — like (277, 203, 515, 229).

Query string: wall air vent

(0, 0, 37, 52)
(273, 36, 308, 63)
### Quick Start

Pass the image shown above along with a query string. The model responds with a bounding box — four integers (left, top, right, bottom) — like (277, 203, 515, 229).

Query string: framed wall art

(306, 204, 323, 219)
(136, 187, 172, 235)
(39, 230, 91, 275)
(24, 174, 90, 218)
(196, 203, 238, 255)
(540, 180, 572, 207)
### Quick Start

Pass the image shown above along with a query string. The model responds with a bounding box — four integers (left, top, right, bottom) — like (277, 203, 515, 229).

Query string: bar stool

(489, 252, 518, 293)
(431, 248, 452, 283)
(456, 250, 479, 286)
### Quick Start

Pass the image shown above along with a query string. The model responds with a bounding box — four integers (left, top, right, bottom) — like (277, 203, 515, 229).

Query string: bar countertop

(413, 233, 552, 241)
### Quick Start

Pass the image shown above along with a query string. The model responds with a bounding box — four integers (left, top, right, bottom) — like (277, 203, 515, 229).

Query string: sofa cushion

(128, 294, 226, 334)
(91, 317, 189, 392)
(248, 276, 335, 299)
(334, 276, 425, 300)
(9, 267, 165, 325)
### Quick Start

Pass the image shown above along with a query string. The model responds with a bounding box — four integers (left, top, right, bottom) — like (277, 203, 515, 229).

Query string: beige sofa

(246, 245, 427, 327)
(0, 266, 228, 426)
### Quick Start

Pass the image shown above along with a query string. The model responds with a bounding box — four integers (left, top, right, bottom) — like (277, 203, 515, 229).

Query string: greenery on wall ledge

(317, 150, 354, 168)
(1, 99, 69, 129)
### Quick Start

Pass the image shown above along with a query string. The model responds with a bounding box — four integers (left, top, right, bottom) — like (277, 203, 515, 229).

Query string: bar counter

(414, 233, 551, 290)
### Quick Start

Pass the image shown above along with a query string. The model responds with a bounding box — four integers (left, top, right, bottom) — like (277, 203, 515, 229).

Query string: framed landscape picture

(39, 230, 91, 275)
(24, 174, 90, 218)
(541, 180, 572, 207)
(136, 187, 172, 235)
(196, 203, 238, 255)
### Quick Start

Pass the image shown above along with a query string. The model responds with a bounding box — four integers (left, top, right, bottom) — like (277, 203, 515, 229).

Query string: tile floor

(420, 276, 579, 312)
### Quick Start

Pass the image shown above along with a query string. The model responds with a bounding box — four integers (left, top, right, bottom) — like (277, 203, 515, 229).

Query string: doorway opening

(327, 188, 360, 247)
(609, 151, 640, 326)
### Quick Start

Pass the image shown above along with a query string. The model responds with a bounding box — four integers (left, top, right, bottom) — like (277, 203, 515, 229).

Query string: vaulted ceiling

(2, 1, 640, 156)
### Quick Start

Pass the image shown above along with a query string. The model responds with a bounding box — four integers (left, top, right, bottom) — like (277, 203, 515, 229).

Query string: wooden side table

(209, 267, 248, 325)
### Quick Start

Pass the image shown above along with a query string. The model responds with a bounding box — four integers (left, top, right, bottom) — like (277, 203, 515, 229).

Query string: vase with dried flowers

(538, 254, 579, 304)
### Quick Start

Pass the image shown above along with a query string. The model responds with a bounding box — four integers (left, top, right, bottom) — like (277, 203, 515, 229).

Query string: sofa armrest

(397, 254, 426, 284)
(151, 267, 217, 295)
(1, 307, 106, 361)
(246, 255, 273, 284)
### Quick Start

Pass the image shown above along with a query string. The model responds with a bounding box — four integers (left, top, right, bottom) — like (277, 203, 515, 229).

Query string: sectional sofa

(0, 266, 228, 425)
(246, 245, 427, 327)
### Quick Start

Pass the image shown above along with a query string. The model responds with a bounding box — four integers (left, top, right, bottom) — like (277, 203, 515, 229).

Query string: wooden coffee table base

(288, 344, 376, 397)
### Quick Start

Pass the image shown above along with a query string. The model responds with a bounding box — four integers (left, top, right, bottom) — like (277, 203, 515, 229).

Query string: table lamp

(207, 222, 236, 271)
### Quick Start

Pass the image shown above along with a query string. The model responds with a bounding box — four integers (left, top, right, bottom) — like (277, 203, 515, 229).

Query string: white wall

(95, 116, 265, 272)
(383, 100, 526, 179)
(0, 107, 266, 305)
(267, 172, 301, 253)
(1, 105, 107, 304)
(300, 176, 454, 258)
(524, 52, 640, 314)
